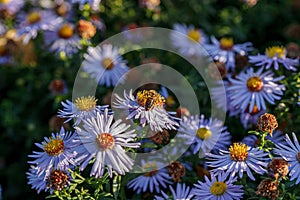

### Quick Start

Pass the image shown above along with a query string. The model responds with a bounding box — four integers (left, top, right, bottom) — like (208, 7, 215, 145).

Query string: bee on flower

(113, 89, 178, 132)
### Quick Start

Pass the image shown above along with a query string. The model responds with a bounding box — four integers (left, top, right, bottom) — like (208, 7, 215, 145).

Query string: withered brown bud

(149, 129, 170, 145)
(256, 179, 279, 200)
(267, 158, 289, 179)
(167, 161, 186, 182)
(257, 113, 278, 136)
(46, 169, 69, 191)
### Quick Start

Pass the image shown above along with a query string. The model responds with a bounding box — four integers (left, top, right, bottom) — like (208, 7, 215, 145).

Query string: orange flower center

(247, 76, 264, 92)
(102, 58, 114, 70)
(58, 24, 74, 39)
(96, 133, 115, 150)
(229, 143, 248, 161)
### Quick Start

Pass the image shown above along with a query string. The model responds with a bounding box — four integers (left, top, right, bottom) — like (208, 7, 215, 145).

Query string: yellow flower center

(96, 133, 115, 150)
(137, 90, 165, 111)
(27, 12, 41, 24)
(0, 0, 11, 4)
(58, 24, 74, 39)
(210, 182, 227, 196)
(196, 128, 212, 140)
(219, 37, 234, 50)
(44, 138, 65, 156)
(247, 76, 264, 92)
(266, 46, 286, 58)
(187, 29, 201, 42)
(74, 96, 97, 111)
(229, 143, 248, 161)
(102, 58, 114, 70)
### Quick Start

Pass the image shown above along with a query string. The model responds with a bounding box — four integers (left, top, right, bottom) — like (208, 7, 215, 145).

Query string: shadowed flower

(206, 142, 269, 180)
(127, 161, 172, 194)
(16, 9, 62, 44)
(44, 22, 81, 56)
(28, 127, 81, 175)
(227, 67, 285, 113)
(178, 114, 231, 156)
(205, 36, 253, 71)
(192, 171, 244, 200)
(82, 44, 129, 87)
(113, 89, 178, 132)
(48, 79, 68, 96)
(249, 45, 299, 71)
(57, 96, 109, 126)
(75, 109, 140, 178)
(154, 183, 194, 200)
(273, 132, 300, 184)
(170, 23, 208, 57)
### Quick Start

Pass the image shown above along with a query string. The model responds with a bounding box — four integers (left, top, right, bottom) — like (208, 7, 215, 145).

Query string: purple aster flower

(43, 22, 81, 56)
(192, 171, 244, 200)
(27, 166, 71, 194)
(273, 132, 300, 184)
(227, 67, 285, 113)
(206, 142, 269, 180)
(127, 161, 172, 194)
(249, 46, 299, 71)
(28, 127, 81, 175)
(16, 9, 62, 44)
(74, 109, 140, 178)
(178, 114, 231, 157)
(82, 44, 129, 87)
(170, 23, 208, 57)
(57, 96, 109, 126)
(205, 36, 253, 71)
(154, 183, 194, 200)
(113, 89, 179, 132)
(0, 0, 24, 15)
(239, 109, 267, 129)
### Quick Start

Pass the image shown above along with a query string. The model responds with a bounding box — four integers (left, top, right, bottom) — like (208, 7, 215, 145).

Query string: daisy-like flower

(43, 22, 81, 56)
(206, 142, 269, 180)
(0, 0, 24, 15)
(74, 109, 140, 178)
(71, 0, 101, 11)
(27, 166, 71, 194)
(249, 46, 299, 71)
(154, 183, 194, 200)
(178, 114, 231, 156)
(170, 23, 208, 57)
(57, 96, 109, 126)
(227, 67, 285, 113)
(192, 171, 244, 200)
(127, 161, 172, 194)
(205, 36, 253, 71)
(16, 9, 62, 44)
(82, 44, 129, 87)
(113, 89, 178, 132)
(273, 132, 300, 184)
(28, 127, 80, 175)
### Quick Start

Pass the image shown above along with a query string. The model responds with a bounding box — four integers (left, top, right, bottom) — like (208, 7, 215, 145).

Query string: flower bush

(1, 0, 300, 199)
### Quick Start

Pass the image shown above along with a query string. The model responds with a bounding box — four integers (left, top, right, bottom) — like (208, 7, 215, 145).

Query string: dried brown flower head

(167, 161, 186, 182)
(267, 158, 289, 179)
(256, 179, 279, 200)
(77, 19, 96, 40)
(257, 113, 278, 136)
